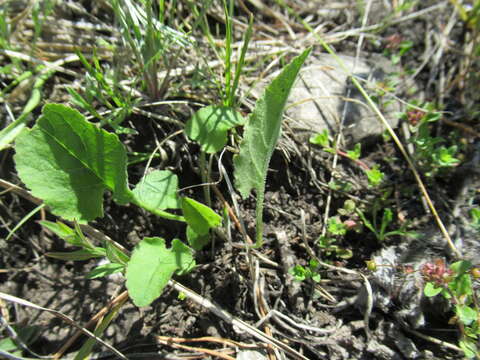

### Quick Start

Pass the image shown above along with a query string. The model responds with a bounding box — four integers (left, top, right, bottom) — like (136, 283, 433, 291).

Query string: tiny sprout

(366, 260, 377, 271)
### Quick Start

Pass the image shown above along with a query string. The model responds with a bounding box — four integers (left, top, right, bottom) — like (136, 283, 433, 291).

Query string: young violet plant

(13, 104, 221, 307)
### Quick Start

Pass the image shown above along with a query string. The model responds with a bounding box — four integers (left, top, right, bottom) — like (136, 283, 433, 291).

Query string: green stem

(254, 185, 265, 248)
(199, 151, 211, 207)
(132, 198, 185, 222)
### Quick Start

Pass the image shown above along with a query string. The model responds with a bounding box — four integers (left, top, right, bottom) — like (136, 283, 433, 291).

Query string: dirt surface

(1, 1, 480, 359)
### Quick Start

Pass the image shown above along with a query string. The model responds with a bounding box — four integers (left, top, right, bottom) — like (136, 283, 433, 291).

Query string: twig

(156, 338, 236, 360)
(403, 327, 463, 353)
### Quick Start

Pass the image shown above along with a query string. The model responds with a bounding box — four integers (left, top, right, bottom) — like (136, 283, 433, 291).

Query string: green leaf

(233, 48, 311, 199)
(470, 208, 480, 230)
(347, 143, 361, 160)
(233, 48, 311, 247)
(181, 197, 222, 235)
(456, 305, 478, 326)
(14, 104, 133, 223)
(460, 338, 478, 359)
(40, 220, 83, 246)
(86, 262, 125, 279)
(105, 241, 130, 266)
(289, 265, 307, 282)
(186, 225, 211, 251)
(185, 105, 245, 154)
(327, 217, 347, 236)
(336, 248, 353, 259)
(451, 260, 473, 275)
(365, 166, 384, 187)
(132, 170, 180, 210)
(46, 248, 106, 261)
(454, 273, 473, 297)
(309, 129, 329, 147)
(424, 282, 443, 297)
(126, 237, 194, 307)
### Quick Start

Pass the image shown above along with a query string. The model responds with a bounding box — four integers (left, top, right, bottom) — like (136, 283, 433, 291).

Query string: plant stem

(132, 198, 185, 222)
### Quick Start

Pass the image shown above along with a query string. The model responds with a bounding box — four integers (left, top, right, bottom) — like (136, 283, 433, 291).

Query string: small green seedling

(405, 102, 460, 177)
(67, 50, 136, 134)
(365, 165, 385, 187)
(316, 216, 353, 260)
(290, 259, 321, 283)
(357, 204, 413, 242)
(310, 129, 384, 187)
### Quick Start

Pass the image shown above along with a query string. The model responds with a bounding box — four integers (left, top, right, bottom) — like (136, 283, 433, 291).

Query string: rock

(252, 53, 401, 144)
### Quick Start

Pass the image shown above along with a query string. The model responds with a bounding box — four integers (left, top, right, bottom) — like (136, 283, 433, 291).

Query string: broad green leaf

(86, 263, 125, 279)
(46, 248, 106, 261)
(186, 225, 211, 251)
(132, 170, 180, 210)
(451, 260, 472, 275)
(126, 237, 194, 307)
(185, 105, 245, 154)
(456, 305, 478, 326)
(233, 48, 311, 199)
(181, 197, 222, 235)
(14, 104, 133, 223)
(233, 48, 310, 246)
(453, 273, 473, 297)
(423, 282, 443, 297)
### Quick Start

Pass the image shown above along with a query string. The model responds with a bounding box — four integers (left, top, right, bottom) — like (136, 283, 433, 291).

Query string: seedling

(405, 102, 460, 177)
(310, 129, 385, 187)
(290, 259, 321, 283)
(67, 50, 136, 134)
(356, 200, 414, 242)
(316, 215, 354, 260)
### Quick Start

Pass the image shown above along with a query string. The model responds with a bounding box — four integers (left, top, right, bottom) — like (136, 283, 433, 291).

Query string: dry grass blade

(52, 290, 129, 359)
(0, 291, 127, 360)
(168, 280, 310, 360)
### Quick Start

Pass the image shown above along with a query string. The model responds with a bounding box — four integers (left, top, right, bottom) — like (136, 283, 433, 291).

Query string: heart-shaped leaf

(126, 237, 194, 307)
(185, 105, 245, 154)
